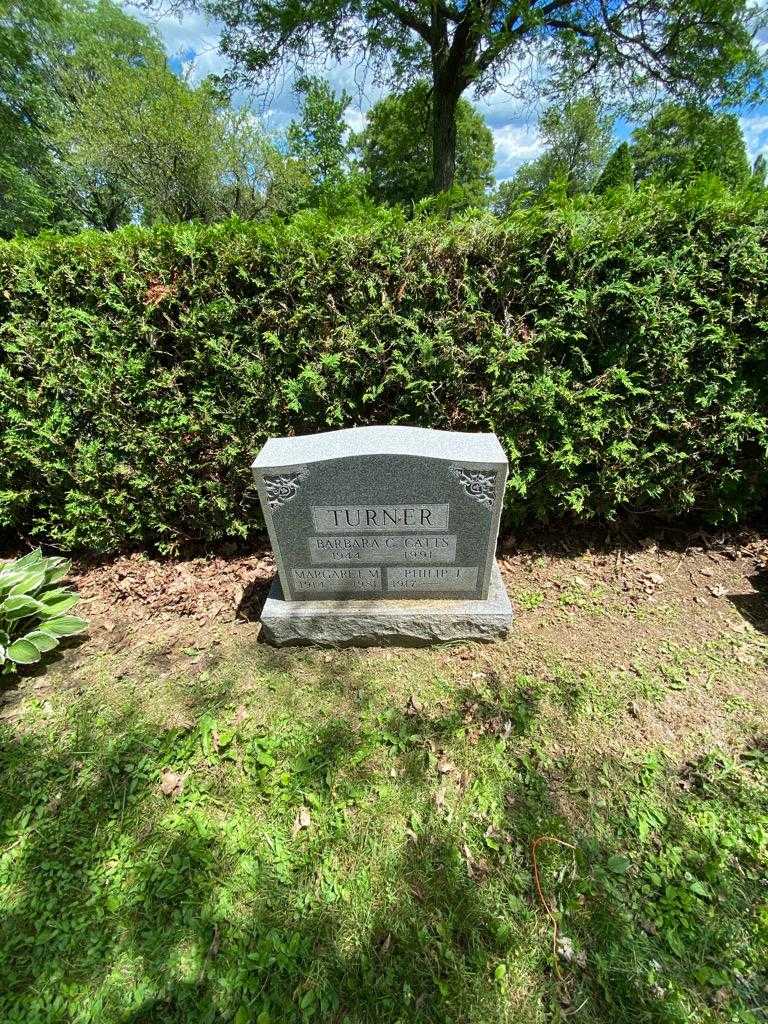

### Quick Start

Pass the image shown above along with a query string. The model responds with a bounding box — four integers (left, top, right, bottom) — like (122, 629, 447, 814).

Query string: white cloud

(344, 107, 367, 134)
(491, 123, 544, 180)
(130, 6, 228, 79)
(124, 4, 768, 180)
(740, 113, 768, 163)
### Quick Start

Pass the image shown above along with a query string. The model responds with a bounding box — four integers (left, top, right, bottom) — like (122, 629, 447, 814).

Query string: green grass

(0, 640, 766, 1024)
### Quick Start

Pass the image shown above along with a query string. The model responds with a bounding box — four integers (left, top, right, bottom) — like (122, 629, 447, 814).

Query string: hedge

(1, 184, 768, 554)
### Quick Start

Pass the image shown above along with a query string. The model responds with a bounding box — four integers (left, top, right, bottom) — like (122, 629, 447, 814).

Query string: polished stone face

(252, 426, 508, 602)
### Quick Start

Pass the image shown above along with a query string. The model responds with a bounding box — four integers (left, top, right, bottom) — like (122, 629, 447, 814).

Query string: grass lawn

(1, 530, 767, 1024)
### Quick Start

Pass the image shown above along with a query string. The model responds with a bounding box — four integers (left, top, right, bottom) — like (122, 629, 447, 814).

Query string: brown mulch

(74, 550, 276, 632)
(2, 523, 758, 673)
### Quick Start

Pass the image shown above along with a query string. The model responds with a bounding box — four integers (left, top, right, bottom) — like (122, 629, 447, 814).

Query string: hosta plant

(0, 549, 87, 673)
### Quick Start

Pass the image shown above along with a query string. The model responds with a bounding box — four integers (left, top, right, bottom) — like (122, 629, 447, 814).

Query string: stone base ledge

(259, 561, 513, 647)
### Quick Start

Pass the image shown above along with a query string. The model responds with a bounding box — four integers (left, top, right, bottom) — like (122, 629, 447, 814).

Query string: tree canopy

(287, 77, 352, 185)
(0, 0, 164, 234)
(493, 97, 612, 212)
(357, 81, 494, 205)
(632, 103, 752, 188)
(59, 64, 296, 224)
(594, 142, 634, 193)
(178, 0, 767, 194)
(0, 0, 305, 234)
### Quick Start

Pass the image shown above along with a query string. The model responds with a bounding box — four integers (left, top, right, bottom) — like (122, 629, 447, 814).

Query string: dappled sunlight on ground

(0, 527, 766, 1023)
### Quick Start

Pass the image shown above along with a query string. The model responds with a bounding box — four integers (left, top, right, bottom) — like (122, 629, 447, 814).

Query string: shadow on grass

(728, 564, 768, 634)
(0, 635, 89, 717)
(235, 574, 274, 623)
(0, 657, 765, 1024)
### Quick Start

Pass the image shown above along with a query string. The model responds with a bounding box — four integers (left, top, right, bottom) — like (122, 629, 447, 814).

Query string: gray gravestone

(252, 426, 513, 645)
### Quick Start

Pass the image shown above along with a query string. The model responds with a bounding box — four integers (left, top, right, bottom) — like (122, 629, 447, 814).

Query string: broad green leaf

(41, 616, 88, 637)
(0, 570, 30, 594)
(38, 594, 79, 616)
(12, 548, 43, 569)
(43, 564, 70, 586)
(24, 631, 59, 654)
(38, 586, 73, 604)
(1, 595, 44, 620)
(607, 854, 631, 874)
(9, 570, 46, 596)
(6, 639, 41, 664)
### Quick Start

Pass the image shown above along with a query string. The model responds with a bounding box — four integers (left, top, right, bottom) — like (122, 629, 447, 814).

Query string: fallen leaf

(461, 842, 489, 880)
(712, 988, 730, 1007)
(160, 769, 184, 797)
(406, 694, 423, 715)
(292, 806, 311, 834)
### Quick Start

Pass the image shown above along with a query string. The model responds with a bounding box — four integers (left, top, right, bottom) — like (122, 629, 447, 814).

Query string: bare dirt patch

(56, 526, 768, 677)
(7, 525, 764, 758)
(75, 548, 276, 625)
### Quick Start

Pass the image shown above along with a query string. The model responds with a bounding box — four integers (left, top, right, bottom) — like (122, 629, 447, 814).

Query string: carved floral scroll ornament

(450, 466, 497, 508)
(262, 470, 307, 509)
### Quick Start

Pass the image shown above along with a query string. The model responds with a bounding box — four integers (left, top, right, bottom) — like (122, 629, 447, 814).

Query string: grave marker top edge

(252, 425, 506, 470)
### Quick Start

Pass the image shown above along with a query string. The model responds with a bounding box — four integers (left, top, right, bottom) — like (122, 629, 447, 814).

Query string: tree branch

(378, 0, 433, 42)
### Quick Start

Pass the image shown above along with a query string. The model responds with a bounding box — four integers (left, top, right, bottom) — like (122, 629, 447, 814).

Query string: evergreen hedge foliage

(1, 184, 767, 553)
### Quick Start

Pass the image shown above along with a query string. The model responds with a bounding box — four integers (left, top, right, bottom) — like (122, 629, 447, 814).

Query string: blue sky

(128, 3, 768, 182)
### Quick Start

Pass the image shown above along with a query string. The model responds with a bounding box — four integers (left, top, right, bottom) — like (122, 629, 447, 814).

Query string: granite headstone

(252, 426, 513, 645)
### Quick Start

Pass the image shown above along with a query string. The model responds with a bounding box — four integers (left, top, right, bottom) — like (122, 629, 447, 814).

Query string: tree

(60, 64, 298, 223)
(0, 0, 168, 235)
(594, 142, 634, 193)
(752, 153, 768, 189)
(357, 81, 494, 205)
(1, 0, 301, 233)
(284, 75, 367, 210)
(179, 0, 767, 195)
(287, 76, 352, 185)
(492, 97, 611, 212)
(0, 0, 61, 234)
(536, 98, 613, 191)
(632, 103, 751, 188)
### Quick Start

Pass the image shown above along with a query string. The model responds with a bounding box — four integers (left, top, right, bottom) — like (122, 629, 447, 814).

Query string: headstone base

(259, 561, 513, 647)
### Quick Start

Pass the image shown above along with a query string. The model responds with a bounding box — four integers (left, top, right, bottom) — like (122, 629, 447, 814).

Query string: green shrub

(1, 183, 767, 554)
(0, 550, 87, 671)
